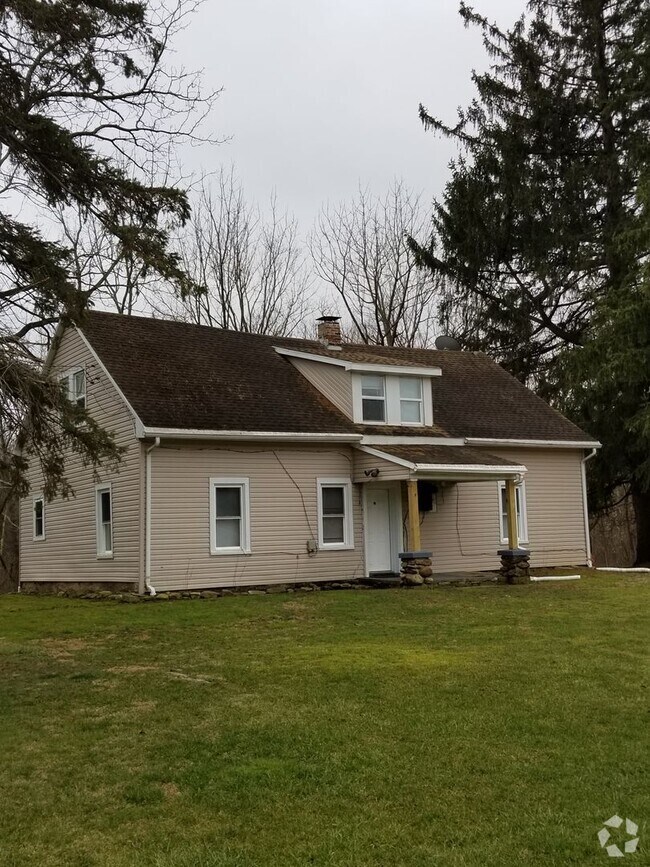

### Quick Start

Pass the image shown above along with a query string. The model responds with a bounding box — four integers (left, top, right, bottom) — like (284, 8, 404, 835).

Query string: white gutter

(139, 428, 362, 443)
(144, 437, 160, 595)
(581, 447, 597, 567)
(414, 463, 526, 475)
(465, 437, 601, 449)
(596, 566, 650, 573)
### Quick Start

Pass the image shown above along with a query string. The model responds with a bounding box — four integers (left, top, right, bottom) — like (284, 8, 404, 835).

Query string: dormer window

(399, 377, 422, 424)
(352, 372, 434, 426)
(361, 375, 386, 422)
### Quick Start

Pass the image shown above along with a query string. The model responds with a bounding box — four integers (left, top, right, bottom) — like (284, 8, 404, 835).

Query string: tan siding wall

(353, 448, 409, 483)
(149, 443, 365, 590)
(290, 358, 353, 418)
(19, 328, 142, 584)
(420, 447, 588, 571)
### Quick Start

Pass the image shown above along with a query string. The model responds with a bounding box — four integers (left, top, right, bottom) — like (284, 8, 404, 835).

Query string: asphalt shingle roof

(370, 445, 526, 467)
(79, 311, 596, 443)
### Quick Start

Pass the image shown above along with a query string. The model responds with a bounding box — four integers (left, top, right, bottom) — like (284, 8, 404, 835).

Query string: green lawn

(0, 573, 647, 867)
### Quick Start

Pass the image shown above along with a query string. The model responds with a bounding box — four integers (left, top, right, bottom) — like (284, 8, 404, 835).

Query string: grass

(0, 572, 648, 867)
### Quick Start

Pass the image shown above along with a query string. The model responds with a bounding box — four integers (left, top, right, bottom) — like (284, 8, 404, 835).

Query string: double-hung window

(498, 481, 528, 545)
(33, 496, 45, 541)
(399, 377, 423, 423)
(361, 375, 386, 422)
(210, 478, 251, 554)
(60, 368, 86, 409)
(317, 478, 353, 549)
(96, 484, 113, 557)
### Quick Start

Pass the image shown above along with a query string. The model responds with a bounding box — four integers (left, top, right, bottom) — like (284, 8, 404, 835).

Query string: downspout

(581, 448, 597, 567)
(144, 437, 160, 595)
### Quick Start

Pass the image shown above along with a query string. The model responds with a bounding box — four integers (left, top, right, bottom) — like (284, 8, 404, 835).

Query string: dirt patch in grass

(40, 637, 99, 659)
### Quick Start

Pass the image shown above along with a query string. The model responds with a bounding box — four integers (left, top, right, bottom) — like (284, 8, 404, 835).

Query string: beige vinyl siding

(149, 443, 364, 590)
(19, 328, 142, 585)
(420, 447, 587, 571)
(289, 358, 353, 418)
(353, 448, 409, 483)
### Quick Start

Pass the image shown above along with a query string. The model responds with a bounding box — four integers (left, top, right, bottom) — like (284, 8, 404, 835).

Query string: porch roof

(357, 444, 527, 481)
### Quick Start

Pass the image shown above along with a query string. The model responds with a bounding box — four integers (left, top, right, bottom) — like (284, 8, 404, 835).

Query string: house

(19, 312, 600, 594)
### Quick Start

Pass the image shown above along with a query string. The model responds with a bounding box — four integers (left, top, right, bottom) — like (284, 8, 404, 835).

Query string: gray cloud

(177, 0, 525, 229)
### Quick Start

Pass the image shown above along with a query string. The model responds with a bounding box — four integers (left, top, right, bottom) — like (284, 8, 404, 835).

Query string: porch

(354, 443, 530, 583)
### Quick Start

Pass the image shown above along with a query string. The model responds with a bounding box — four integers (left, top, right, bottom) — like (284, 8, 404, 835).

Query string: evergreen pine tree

(413, 0, 650, 562)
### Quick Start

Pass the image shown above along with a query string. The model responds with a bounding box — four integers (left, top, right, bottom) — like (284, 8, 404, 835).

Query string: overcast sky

(176, 0, 525, 230)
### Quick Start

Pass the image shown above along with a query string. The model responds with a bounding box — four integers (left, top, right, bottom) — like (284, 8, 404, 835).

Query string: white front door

(366, 487, 393, 573)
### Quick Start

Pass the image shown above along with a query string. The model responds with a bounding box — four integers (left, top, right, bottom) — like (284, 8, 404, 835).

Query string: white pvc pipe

(595, 566, 650, 573)
(531, 574, 581, 582)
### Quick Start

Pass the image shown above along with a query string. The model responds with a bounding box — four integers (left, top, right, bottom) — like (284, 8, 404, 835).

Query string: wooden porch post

(406, 479, 421, 551)
(505, 478, 519, 549)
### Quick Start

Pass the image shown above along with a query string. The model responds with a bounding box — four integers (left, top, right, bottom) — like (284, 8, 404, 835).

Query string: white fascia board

(465, 437, 601, 449)
(274, 346, 442, 377)
(140, 428, 363, 443)
(76, 328, 146, 437)
(361, 435, 466, 446)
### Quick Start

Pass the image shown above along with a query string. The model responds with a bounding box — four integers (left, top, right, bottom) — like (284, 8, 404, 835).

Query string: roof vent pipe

(316, 315, 341, 345)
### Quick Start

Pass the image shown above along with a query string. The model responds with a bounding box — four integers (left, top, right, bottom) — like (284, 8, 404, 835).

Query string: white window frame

(497, 480, 529, 545)
(59, 367, 86, 409)
(33, 495, 45, 541)
(317, 478, 354, 550)
(352, 374, 433, 426)
(399, 376, 423, 425)
(95, 483, 113, 558)
(209, 477, 251, 555)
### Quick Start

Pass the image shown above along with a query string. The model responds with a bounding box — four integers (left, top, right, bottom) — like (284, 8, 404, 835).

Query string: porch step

(360, 572, 402, 588)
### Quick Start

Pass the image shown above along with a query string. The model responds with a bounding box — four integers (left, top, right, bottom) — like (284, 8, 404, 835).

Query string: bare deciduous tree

(310, 182, 441, 347)
(163, 170, 312, 335)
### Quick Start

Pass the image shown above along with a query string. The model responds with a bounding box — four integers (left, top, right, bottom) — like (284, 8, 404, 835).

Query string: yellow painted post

(406, 479, 421, 551)
(505, 478, 519, 549)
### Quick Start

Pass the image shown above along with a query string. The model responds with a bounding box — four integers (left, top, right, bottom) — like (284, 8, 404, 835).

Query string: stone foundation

(399, 551, 434, 586)
(20, 581, 139, 597)
(498, 549, 531, 584)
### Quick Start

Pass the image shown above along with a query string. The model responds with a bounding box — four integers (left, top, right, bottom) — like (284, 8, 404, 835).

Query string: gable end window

(210, 478, 251, 555)
(361, 375, 386, 422)
(317, 478, 354, 550)
(498, 481, 528, 545)
(60, 368, 86, 409)
(33, 496, 45, 541)
(96, 484, 113, 557)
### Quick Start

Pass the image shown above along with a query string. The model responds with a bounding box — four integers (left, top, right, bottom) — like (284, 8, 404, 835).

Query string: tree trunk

(632, 488, 650, 566)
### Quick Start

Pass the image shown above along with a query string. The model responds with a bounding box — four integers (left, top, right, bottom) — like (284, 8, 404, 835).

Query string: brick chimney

(316, 315, 342, 345)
